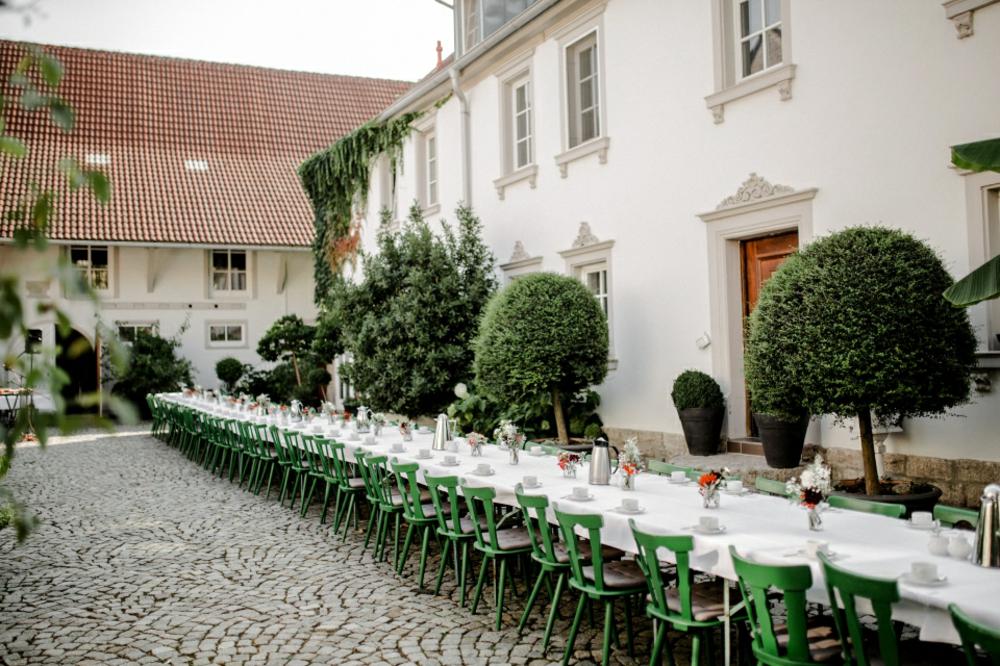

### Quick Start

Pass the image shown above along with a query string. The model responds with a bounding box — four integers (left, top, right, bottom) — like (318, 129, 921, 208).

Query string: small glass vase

(470, 444, 483, 457)
(807, 507, 823, 531)
(701, 487, 720, 509)
(374, 424, 382, 437)
(509, 447, 519, 465)
(622, 474, 635, 491)
(563, 466, 577, 479)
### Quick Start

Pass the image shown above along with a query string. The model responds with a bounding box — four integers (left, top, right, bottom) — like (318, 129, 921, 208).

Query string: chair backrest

(827, 495, 906, 518)
(950, 602, 1000, 666)
(819, 552, 899, 666)
(461, 482, 502, 551)
(647, 460, 692, 476)
(755, 476, 791, 497)
(354, 450, 376, 502)
(281, 429, 303, 466)
(423, 473, 466, 538)
(935, 504, 979, 529)
(391, 459, 432, 520)
(629, 520, 698, 623)
(308, 435, 335, 477)
(515, 484, 560, 564)
(326, 440, 352, 485)
(269, 425, 290, 463)
(730, 545, 818, 664)
(360, 454, 394, 507)
(553, 506, 610, 592)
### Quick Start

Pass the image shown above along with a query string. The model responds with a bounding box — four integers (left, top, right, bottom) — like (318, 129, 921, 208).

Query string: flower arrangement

(467, 432, 487, 457)
(786, 454, 833, 530)
(494, 420, 524, 450)
(698, 470, 725, 508)
(399, 421, 412, 441)
(372, 412, 386, 436)
(558, 451, 582, 478)
(618, 437, 643, 490)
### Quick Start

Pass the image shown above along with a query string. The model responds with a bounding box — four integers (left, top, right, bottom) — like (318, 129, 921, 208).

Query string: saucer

(689, 524, 727, 535)
(439, 460, 461, 467)
(791, 549, 840, 561)
(899, 573, 948, 587)
(389, 448, 406, 454)
(471, 468, 495, 477)
(907, 521, 937, 531)
(522, 482, 544, 490)
(723, 488, 750, 496)
(668, 478, 690, 485)
(416, 453, 433, 460)
(563, 493, 595, 502)
(612, 506, 646, 515)
(527, 450, 546, 457)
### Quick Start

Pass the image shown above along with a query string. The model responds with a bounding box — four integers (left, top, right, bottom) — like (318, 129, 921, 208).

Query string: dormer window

(211, 249, 247, 292)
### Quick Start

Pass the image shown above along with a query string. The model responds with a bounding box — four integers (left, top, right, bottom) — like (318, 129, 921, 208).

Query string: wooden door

(740, 231, 799, 433)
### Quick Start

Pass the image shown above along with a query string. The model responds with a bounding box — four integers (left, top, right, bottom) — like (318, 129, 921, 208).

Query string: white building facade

(355, 0, 1000, 500)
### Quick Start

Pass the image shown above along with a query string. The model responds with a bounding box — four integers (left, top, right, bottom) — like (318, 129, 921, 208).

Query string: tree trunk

(552, 387, 569, 444)
(291, 354, 302, 387)
(857, 407, 880, 496)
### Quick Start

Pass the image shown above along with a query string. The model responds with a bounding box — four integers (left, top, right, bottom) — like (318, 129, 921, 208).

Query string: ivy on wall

(298, 111, 422, 303)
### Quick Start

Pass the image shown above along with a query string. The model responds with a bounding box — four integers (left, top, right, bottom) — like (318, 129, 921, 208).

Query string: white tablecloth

(163, 394, 1000, 645)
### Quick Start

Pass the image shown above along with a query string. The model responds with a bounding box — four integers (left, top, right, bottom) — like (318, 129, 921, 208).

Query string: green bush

(447, 383, 602, 440)
(215, 357, 246, 392)
(744, 226, 976, 493)
(474, 272, 608, 443)
(114, 330, 193, 418)
(0, 504, 13, 531)
(334, 204, 497, 417)
(671, 370, 724, 411)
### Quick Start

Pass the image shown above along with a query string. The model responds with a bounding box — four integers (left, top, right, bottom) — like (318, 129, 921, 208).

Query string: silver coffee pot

(974, 483, 1000, 568)
(432, 413, 451, 451)
(355, 405, 373, 433)
(588, 437, 619, 485)
(290, 399, 303, 422)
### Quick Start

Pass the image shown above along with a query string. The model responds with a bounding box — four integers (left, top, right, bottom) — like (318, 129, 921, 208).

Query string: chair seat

(774, 619, 841, 663)
(494, 527, 533, 551)
(444, 513, 489, 535)
(582, 559, 646, 590)
(346, 477, 365, 489)
(553, 540, 625, 565)
(665, 582, 728, 621)
(390, 488, 433, 506)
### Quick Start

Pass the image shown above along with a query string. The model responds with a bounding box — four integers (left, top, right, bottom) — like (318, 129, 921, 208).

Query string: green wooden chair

(250, 423, 279, 498)
(553, 505, 647, 666)
(360, 453, 404, 563)
(730, 545, 841, 665)
(935, 504, 979, 529)
(630, 521, 737, 666)
(424, 473, 479, 606)
(282, 430, 312, 511)
(647, 460, 701, 481)
(755, 476, 791, 497)
(819, 551, 899, 666)
(828, 495, 906, 518)
(462, 482, 534, 630)
(269, 425, 296, 506)
(299, 435, 338, 520)
(391, 459, 439, 590)
(327, 440, 366, 539)
(950, 603, 1000, 665)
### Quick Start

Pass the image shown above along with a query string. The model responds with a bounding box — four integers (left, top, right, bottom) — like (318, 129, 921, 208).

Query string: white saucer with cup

(669, 471, 688, 484)
(616, 497, 643, 514)
(725, 479, 746, 494)
(522, 475, 541, 489)
(567, 486, 592, 501)
(909, 511, 936, 530)
(390, 442, 404, 453)
(417, 448, 432, 460)
(442, 454, 459, 466)
(528, 445, 543, 456)
(695, 515, 724, 534)
(474, 463, 494, 476)
(902, 561, 947, 586)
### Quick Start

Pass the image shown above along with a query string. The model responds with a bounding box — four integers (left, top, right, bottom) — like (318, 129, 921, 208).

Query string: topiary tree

(257, 315, 315, 387)
(114, 330, 193, 418)
(671, 370, 724, 410)
(474, 272, 608, 444)
(745, 226, 976, 495)
(215, 357, 245, 392)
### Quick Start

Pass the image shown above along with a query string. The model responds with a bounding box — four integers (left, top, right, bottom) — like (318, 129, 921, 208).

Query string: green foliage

(944, 254, 1000, 307)
(446, 384, 603, 440)
(298, 112, 422, 303)
(745, 226, 976, 423)
(0, 504, 14, 531)
(255, 315, 330, 404)
(256, 315, 314, 364)
(215, 357, 246, 392)
(671, 370, 724, 411)
(113, 331, 193, 418)
(474, 272, 609, 420)
(951, 137, 1000, 173)
(311, 300, 346, 361)
(336, 204, 497, 417)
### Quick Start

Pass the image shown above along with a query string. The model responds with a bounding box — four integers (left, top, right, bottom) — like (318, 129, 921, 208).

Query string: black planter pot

(678, 407, 725, 456)
(754, 412, 810, 468)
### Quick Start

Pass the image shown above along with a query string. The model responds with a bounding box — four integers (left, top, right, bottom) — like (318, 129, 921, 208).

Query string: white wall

(360, 0, 1000, 461)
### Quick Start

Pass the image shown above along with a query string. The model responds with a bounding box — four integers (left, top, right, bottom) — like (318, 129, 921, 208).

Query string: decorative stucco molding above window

(943, 0, 1000, 38)
(493, 164, 538, 200)
(499, 240, 543, 279)
(699, 173, 817, 222)
(559, 222, 617, 369)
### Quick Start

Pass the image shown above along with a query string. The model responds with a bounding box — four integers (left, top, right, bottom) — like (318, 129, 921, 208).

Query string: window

(207, 322, 246, 348)
(566, 33, 600, 149)
(425, 132, 439, 208)
(463, 0, 538, 52)
(510, 76, 533, 170)
(70, 245, 109, 290)
(582, 264, 609, 317)
(116, 321, 157, 343)
(211, 249, 247, 292)
(560, 223, 615, 362)
(961, 171, 1000, 352)
(737, 0, 782, 79)
(463, 0, 481, 51)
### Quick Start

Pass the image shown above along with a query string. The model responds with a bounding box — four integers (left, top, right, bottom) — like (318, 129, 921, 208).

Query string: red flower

(698, 471, 721, 488)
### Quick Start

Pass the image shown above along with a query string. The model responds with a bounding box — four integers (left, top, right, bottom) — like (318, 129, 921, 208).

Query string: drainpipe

(449, 66, 472, 207)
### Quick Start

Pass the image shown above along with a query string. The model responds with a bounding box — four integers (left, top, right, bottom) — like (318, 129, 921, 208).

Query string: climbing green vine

(298, 111, 422, 303)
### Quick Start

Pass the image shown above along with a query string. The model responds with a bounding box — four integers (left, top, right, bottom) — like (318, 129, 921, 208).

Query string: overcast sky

(0, 0, 455, 81)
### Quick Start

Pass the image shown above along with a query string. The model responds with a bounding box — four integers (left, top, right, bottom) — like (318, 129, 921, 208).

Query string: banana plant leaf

(951, 137, 1000, 172)
(944, 254, 1000, 306)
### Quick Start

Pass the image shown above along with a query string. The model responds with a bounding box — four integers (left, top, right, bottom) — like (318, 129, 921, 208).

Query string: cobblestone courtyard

(0, 428, 673, 666)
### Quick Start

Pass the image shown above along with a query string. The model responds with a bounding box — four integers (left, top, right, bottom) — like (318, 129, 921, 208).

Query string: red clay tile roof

(0, 41, 411, 246)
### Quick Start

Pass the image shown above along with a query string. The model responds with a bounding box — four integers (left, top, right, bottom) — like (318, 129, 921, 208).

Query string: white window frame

(115, 320, 158, 344)
(961, 170, 1000, 354)
(69, 244, 112, 294)
(426, 132, 438, 208)
(560, 236, 616, 366)
(706, 0, 795, 124)
(566, 32, 601, 150)
(209, 249, 248, 294)
(206, 321, 247, 349)
(463, 0, 481, 53)
(493, 55, 539, 199)
(734, 0, 783, 82)
(510, 75, 534, 171)
(413, 112, 440, 216)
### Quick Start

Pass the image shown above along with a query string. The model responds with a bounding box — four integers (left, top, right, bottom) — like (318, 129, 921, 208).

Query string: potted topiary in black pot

(671, 370, 725, 456)
(752, 411, 810, 468)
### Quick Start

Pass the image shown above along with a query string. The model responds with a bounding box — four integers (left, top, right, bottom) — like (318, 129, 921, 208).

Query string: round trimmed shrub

(474, 272, 608, 443)
(215, 357, 245, 391)
(744, 226, 976, 493)
(671, 370, 724, 410)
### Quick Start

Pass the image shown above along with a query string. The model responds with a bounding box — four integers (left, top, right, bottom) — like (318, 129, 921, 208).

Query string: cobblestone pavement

(0, 427, 688, 666)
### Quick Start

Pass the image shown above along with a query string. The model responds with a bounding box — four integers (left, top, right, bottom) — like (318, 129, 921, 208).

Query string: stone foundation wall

(604, 426, 998, 509)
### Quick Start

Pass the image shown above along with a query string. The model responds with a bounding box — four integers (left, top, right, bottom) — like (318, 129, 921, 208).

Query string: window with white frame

(507, 75, 533, 171)
(425, 132, 439, 208)
(70, 245, 110, 290)
(211, 249, 247, 292)
(463, 0, 481, 52)
(566, 32, 600, 149)
(737, 0, 782, 79)
(463, 0, 538, 52)
(581, 263, 609, 318)
(560, 231, 615, 360)
(116, 321, 157, 343)
(207, 322, 246, 348)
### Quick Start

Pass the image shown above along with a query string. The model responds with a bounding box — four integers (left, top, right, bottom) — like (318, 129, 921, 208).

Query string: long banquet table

(163, 394, 1000, 647)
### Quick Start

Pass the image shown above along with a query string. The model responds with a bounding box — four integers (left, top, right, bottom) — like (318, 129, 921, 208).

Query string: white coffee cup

(391, 442, 404, 453)
(804, 540, 830, 558)
(348, 432, 360, 441)
(529, 445, 541, 455)
(523, 475, 538, 488)
(621, 498, 640, 512)
(572, 486, 590, 500)
(671, 471, 687, 483)
(364, 435, 376, 445)
(911, 561, 938, 582)
(329, 429, 341, 437)
(446, 440, 459, 453)
(727, 480, 744, 493)
(911, 511, 933, 527)
(418, 448, 431, 459)
(476, 463, 492, 475)
(699, 515, 719, 532)
(443, 454, 457, 465)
